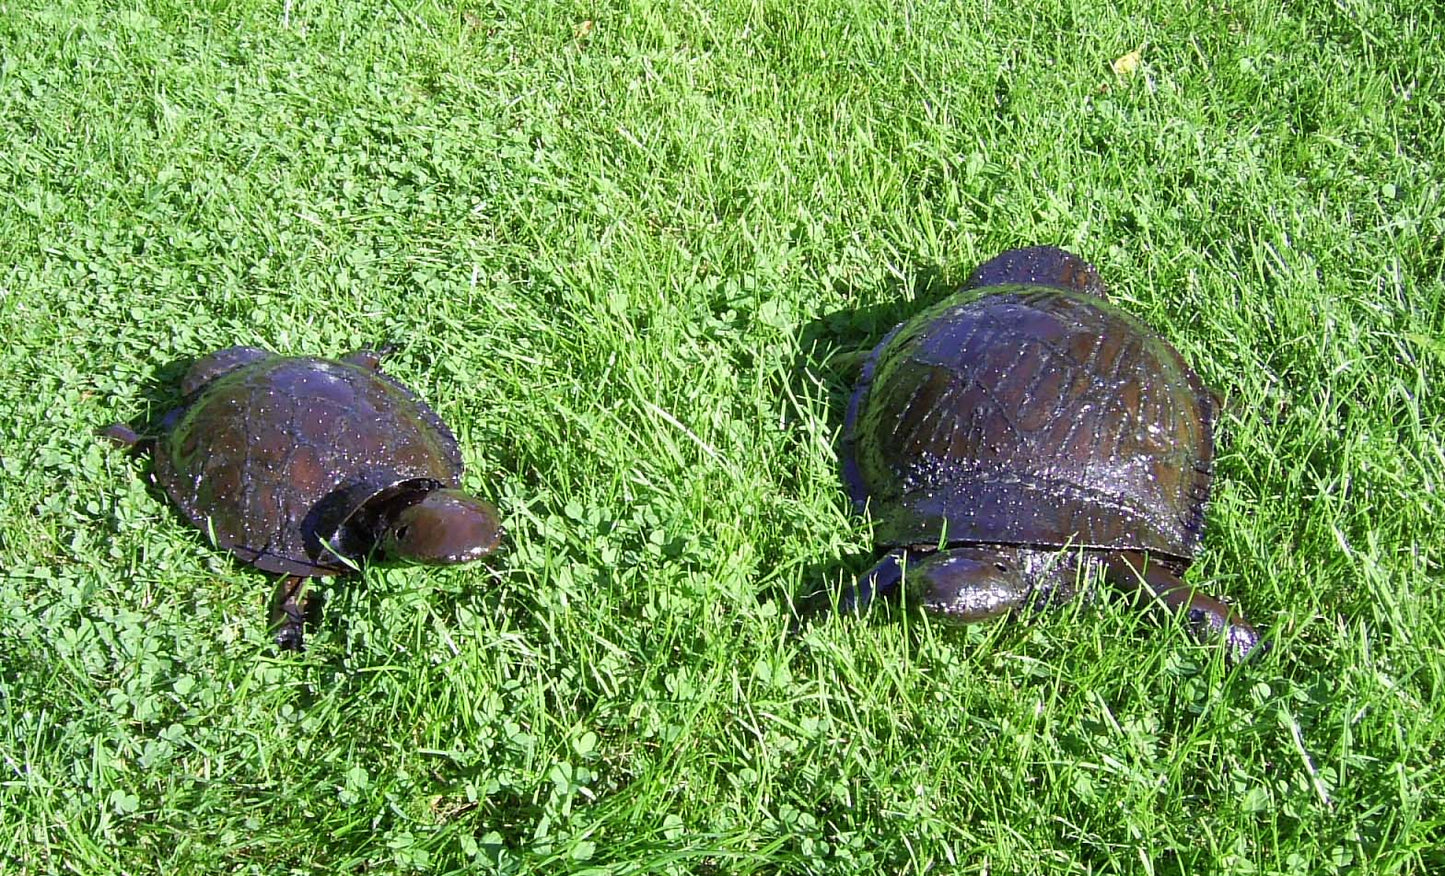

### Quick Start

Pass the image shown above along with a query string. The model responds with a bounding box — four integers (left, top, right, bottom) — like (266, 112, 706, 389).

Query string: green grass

(2, 0, 1442, 872)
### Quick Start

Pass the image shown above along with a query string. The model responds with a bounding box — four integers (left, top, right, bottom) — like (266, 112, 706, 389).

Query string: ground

(1, 0, 1442, 872)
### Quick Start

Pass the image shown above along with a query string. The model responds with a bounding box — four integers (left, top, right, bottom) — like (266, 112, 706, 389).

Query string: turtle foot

(274, 622, 306, 652)
(269, 576, 311, 653)
(1106, 551, 1265, 664)
(1181, 597, 1266, 664)
(344, 343, 399, 371)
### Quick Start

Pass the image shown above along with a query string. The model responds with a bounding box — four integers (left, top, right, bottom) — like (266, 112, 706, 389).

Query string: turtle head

(819, 548, 1032, 623)
(902, 549, 1033, 623)
(377, 489, 502, 565)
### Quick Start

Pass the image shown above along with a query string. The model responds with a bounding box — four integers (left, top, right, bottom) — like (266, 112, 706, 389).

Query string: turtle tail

(98, 423, 155, 453)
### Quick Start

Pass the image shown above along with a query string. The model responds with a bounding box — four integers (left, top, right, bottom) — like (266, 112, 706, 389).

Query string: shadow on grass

(97, 351, 196, 529)
(790, 265, 959, 421)
(760, 266, 961, 620)
(101, 353, 193, 437)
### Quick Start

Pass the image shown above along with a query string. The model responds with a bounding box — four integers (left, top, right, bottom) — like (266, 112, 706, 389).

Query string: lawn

(2, 0, 1442, 872)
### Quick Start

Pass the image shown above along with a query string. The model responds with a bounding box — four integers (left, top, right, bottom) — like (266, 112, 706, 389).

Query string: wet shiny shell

(154, 356, 463, 576)
(842, 285, 1215, 561)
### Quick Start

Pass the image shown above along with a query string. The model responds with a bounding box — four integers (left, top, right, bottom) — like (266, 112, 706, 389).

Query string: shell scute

(843, 284, 1214, 561)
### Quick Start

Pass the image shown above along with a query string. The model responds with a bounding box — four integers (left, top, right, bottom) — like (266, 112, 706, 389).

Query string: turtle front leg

(268, 575, 310, 651)
(825, 547, 1035, 622)
(819, 548, 909, 614)
(1104, 551, 1262, 662)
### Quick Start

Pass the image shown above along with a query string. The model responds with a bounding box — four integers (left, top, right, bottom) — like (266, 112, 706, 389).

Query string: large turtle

(105, 345, 501, 650)
(831, 247, 1261, 661)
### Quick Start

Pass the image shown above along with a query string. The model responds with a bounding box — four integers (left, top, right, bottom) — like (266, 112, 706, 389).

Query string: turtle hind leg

(268, 575, 312, 651)
(967, 247, 1109, 299)
(1105, 551, 1263, 663)
(343, 343, 399, 371)
(181, 346, 271, 396)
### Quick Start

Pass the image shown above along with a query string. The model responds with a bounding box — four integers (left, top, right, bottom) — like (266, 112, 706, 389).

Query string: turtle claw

(274, 622, 306, 653)
(269, 576, 310, 652)
(1184, 602, 1266, 665)
(1107, 552, 1263, 664)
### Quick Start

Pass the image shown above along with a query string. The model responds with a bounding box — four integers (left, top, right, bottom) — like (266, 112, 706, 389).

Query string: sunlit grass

(2, 0, 1442, 872)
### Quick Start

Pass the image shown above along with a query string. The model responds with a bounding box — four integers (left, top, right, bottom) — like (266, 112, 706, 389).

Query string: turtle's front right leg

(268, 575, 310, 651)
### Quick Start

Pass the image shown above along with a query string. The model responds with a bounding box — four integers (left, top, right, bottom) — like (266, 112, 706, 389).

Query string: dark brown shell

(153, 354, 463, 576)
(842, 285, 1215, 562)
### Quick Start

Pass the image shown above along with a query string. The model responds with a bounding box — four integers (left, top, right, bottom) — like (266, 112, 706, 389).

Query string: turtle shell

(153, 352, 464, 576)
(842, 284, 1216, 562)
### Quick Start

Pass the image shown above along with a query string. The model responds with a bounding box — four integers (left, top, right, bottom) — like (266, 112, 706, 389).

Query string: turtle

(104, 345, 502, 650)
(828, 246, 1262, 661)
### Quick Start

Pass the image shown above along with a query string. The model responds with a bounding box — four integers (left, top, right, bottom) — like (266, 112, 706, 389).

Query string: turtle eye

(994, 562, 1009, 572)
(394, 525, 411, 543)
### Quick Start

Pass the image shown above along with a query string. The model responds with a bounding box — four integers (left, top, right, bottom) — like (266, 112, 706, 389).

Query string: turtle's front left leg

(268, 575, 310, 651)
(1105, 551, 1262, 662)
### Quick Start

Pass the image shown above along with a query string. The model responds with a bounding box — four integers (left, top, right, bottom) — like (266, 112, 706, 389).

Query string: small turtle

(105, 346, 501, 650)
(829, 247, 1261, 661)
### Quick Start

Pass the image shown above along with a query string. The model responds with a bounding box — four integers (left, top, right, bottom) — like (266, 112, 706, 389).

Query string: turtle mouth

(443, 537, 502, 564)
